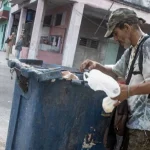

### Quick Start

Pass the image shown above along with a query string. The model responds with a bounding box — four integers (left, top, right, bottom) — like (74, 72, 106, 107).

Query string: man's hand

(80, 59, 98, 72)
(113, 84, 128, 106)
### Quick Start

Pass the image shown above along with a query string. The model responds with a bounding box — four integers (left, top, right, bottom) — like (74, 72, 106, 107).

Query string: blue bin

(6, 59, 109, 150)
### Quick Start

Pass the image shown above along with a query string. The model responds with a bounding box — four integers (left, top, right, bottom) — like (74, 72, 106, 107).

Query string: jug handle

(83, 72, 89, 81)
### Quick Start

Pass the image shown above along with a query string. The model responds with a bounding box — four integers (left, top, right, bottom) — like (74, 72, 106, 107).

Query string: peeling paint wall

(73, 17, 119, 68)
(73, 0, 150, 24)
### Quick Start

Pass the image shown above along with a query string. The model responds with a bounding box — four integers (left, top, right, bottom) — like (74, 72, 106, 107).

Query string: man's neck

(131, 29, 145, 47)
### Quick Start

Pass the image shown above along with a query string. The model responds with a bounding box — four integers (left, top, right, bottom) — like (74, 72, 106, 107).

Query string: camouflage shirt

(112, 36, 150, 131)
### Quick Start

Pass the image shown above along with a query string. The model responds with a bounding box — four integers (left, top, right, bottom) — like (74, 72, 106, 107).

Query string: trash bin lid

(8, 59, 68, 82)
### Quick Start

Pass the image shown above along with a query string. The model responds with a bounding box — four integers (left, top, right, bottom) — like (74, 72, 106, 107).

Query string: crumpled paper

(61, 71, 79, 80)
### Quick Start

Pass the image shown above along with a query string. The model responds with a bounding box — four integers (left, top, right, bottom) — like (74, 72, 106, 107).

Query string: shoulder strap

(126, 35, 150, 84)
(138, 47, 143, 75)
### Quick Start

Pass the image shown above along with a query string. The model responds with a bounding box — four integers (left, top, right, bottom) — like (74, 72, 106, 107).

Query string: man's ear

(124, 23, 131, 32)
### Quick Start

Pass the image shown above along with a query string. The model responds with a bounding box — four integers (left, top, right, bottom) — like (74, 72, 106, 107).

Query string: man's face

(113, 26, 131, 49)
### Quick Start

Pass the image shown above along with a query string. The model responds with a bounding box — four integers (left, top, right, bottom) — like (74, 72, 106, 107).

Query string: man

(80, 8, 150, 150)
(5, 32, 15, 60)
(15, 35, 24, 59)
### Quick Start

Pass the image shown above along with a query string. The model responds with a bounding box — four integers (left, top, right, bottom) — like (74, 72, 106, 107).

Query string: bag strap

(126, 35, 150, 84)
(138, 46, 143, 75)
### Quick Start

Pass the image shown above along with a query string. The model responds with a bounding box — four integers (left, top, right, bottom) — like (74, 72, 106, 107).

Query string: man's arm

(130, 82, 150, 96)
(95, 63, 118, 79)
(113, 82, 150, 105)
(80, 59, 118, 79)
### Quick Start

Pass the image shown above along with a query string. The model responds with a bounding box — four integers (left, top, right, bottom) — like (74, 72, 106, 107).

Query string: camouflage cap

(104, 8, 144, 38)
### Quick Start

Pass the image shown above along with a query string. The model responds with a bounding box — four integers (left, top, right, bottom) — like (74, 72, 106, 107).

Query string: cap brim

(104, 29, 113, 38)
(104, 25, 116, 38)
(138, 17, 146, 24)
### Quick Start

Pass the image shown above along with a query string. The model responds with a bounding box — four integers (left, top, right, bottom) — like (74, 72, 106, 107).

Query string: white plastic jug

(83, 69, 120, 98)
(83, 69, 120, 113)
(102, 97, 117, 113)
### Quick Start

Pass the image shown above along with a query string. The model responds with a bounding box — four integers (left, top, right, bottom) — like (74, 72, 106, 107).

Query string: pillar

(28, 0, 47, 59)
(16, 8, 27, 43)
(4, 13, 14, 42)
(62, 3, 84, 67)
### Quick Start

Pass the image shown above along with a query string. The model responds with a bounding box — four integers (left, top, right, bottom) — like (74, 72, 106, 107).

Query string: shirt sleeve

(142, 39, 150, 82)
(112, 49, 130, 78)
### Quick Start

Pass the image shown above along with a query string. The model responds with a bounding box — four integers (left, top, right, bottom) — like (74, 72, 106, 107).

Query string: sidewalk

(0, 51, 15, 66)
(0, 51, 15, 150)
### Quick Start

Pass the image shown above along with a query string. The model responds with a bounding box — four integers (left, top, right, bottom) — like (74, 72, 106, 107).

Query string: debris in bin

(62, 71, 79, 80)
(82, 127, 96, 149)
(51, 79, 56, 82)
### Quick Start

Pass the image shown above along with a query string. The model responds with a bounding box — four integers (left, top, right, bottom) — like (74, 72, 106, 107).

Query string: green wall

(0, 20, 8, 50)
(104, 39, 119, 65)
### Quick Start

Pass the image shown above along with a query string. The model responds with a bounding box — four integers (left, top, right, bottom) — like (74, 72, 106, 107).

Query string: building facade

(0, 0, 11, 51)
(9, 0, 150, 67)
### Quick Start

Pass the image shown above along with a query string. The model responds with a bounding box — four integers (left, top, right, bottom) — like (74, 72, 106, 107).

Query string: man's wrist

(129, 85, 138, 96)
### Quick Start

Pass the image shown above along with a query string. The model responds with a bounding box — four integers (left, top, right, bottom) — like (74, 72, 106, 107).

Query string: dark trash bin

(6, 59, 109, 150)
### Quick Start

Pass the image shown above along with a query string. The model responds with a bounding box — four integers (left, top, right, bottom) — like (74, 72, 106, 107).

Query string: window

(79, 38, 88, 46)
(43, 15, 52, 26)
(26, 9, 35, 23)
(90, 40, 99, 49)
(55, 13, 63, 26)
(79, 37, 99, 49)
(50, 36, 61, 52)
(39, 35, 62, 53)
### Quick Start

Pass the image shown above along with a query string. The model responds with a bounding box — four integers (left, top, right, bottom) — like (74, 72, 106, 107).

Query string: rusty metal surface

(6, 59, 109, 150)
(6, 79, 108, 150)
